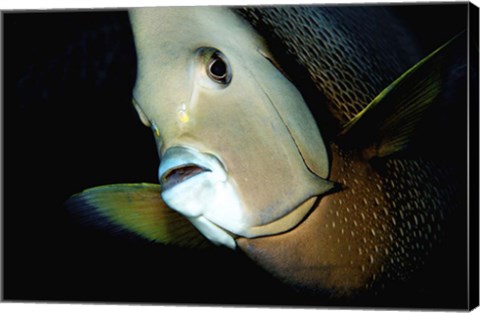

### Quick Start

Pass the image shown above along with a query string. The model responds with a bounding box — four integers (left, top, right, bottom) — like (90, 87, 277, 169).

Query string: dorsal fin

(338, 31, 466, 159)
(67, 183, 212, 249)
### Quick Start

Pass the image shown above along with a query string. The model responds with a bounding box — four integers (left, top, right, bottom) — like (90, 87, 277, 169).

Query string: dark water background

(2, 3, 475, 309)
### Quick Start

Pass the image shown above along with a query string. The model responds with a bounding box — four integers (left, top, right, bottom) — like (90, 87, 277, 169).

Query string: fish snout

(161, 164, 210, 191)
(158, 146, 244, 248)
(158, 146, 227, 192)
(158, 146, 231, 218)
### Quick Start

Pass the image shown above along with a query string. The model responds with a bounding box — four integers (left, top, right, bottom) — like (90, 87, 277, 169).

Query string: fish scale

(238, 144, 457, 293)
(235, 6, 421, 124)
(377, 158, 456, 281)
(238, 144, 392, 292)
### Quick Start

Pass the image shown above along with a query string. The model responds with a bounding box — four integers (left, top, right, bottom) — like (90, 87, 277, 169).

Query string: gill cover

(130, 7, 332, 244)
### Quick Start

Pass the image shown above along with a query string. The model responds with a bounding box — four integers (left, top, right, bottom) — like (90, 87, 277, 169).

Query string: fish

(67, 6, 466, 296)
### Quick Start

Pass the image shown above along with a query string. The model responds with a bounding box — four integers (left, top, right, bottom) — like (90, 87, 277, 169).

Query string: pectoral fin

(339, 31, 465, 158)
(67, 183, 212, 248)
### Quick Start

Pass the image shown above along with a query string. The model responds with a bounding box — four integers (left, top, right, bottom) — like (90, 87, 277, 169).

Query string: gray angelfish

(68, 6, 465, 294)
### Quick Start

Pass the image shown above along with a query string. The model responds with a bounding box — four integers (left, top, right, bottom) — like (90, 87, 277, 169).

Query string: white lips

(158, 146, 248, 249)
(158, 147, 227, 185)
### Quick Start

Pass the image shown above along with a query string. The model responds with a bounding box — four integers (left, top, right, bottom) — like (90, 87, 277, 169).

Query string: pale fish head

(129, 6, 332, 249)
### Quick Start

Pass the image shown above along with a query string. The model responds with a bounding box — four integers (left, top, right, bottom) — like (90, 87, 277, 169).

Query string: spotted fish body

(238, 144, 457, 293)
(68, 5, 466, 297)
(231, 7, 461, 293)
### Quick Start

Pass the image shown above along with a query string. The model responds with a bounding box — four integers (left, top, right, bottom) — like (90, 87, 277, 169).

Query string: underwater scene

(3, 2, 479, 310)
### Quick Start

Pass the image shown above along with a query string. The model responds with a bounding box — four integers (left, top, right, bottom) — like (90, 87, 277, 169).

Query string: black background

(2, 3, 473, 309)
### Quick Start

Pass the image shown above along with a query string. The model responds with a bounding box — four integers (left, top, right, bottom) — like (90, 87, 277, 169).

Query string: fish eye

(206, 51, 231, 85)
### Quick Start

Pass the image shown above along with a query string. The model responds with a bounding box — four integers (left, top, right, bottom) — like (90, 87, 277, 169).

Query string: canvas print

(2, 2, 479, 310)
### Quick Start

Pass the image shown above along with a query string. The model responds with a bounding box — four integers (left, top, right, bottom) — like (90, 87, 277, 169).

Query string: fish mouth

(158, 146, 244, 248)
(158, 146, 227, 192)
(161, 164, 211, 191)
